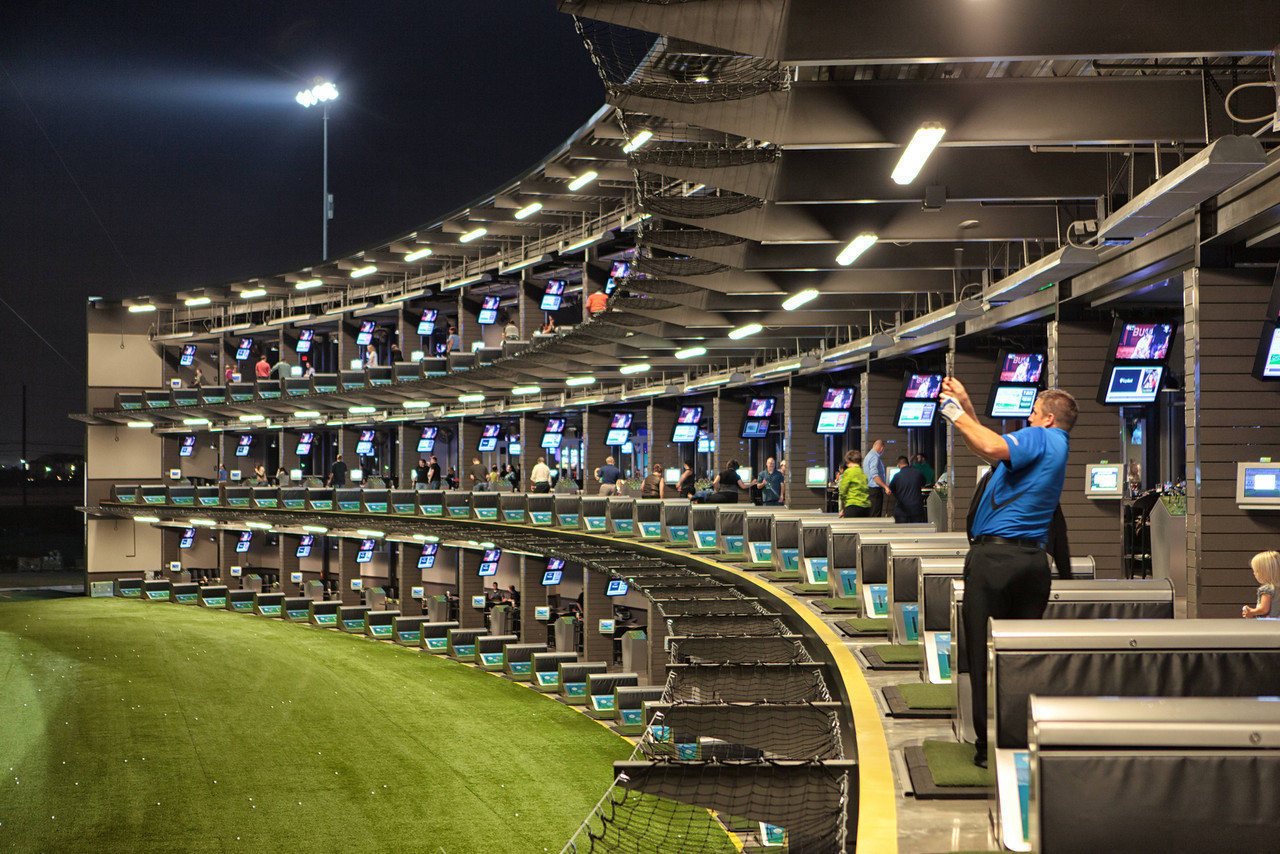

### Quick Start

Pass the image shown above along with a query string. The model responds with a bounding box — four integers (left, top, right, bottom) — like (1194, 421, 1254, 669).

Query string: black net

(636, 191, 764, 219)
(666, 663, 832, 704)
(642, 701, 844, 761)
(654, 598, 766, 617)
(611, 295, 682, 311)
(630, 146, 778, 168)
(633, 256, 731, 277)
(666, 615, 789, 637)
(615, 276, 701, 295)
(641, 225, 747, 249)
(667, 635, 812, 665)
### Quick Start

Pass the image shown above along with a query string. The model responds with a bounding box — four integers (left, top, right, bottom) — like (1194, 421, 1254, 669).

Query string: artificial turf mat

(761, 571, 800, 582)
(816, 597, 860, 612)
(783, 584, 829, 595)
(898, 682, 956, 710)
(921, 739, 995, 788)
(0, 595, 670, 853)
(872, 644, 924, 663)
(836, 617, 888, 637)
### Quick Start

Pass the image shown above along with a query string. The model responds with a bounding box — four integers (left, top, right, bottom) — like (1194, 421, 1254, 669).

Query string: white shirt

(531, 462, 551, 484)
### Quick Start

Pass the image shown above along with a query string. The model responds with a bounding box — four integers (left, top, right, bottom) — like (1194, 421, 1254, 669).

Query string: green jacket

(838, 464, 869, 509)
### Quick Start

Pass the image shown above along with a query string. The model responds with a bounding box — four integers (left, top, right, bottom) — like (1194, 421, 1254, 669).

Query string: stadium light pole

(296, 78, 339, 260)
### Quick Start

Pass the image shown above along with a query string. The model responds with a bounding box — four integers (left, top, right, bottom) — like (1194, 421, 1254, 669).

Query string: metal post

(322, 101, 330, 261)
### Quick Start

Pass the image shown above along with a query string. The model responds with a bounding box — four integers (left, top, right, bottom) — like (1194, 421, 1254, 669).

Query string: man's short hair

(898, 456, 909, 465)
(605, 456, 615, 465)
(1038, 389, 1079, 432)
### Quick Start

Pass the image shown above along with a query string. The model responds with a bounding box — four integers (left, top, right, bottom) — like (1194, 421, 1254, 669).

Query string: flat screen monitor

(741, 418, 770, 439)
(814, 410, 850, 434)
(478, 296, 500, 325)
(179, 527, 195, 549)
(179, 435, 196, 457)
(903, 373, 943, 400)
(1237, 462, 1280, 508)
(417, 426, 436, 453)
(1085, 464, 1124, 498)
(896, 400, 937, 428)
(746, 397, 775, 417)
(480, 423, 501, 439)
(541, 432, 562, 449)
(236, 531, 253, 553)
(1101, 365, 1164, 404)
(235, 435, 253, 457)
(806, 466, 828, 487)
(355, 538, 376, 564)
(296, 534, 314, 558)
(546, 418, 567, 433)
(542, 570, 563, 586)
(355, 429, 376, 457)
(672, 406, 702, 443)
(696, 435, 714, 453)
(295, 329, 314, 353)
(605, 579, 629, 596)
(350, 469, 363, 483)
(356, 320, 376, 346)
(507, 442, 521, 455)
(987, 385, 1039, 419)
(541, 280, 566, 312)
(676, 405, 702, 423)
(664, 467, 680, 484)
(547, 557, 566, 572)
(180, 344, 196, 366)
(417, 543, 438, 569)
(998, 352, 1045, 383)
(822, 388, 856, 410)
(1114, 322, 1174, 361)
(417, 309, 437, 336)
(477, 437, 498, 452)
(1252, 325, 1280, 380)
(610, 413, 633, 429)
(478, 548, 501, 576)
(295, 431, 315, 456)
(736, 467, 753, 483)
(236, 337, 253, 361)
(605, 428, 630, 445)
(605, 261, 630, 296)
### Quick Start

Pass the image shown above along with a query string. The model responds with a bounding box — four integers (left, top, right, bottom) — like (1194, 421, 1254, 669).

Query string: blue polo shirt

(970, 425, 1069, 541)
(597, 464, 622, 485)
(863, 448, 885, 490)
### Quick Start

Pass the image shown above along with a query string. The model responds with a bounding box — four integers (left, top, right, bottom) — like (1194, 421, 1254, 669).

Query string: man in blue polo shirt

(939, 377, 1075, 768)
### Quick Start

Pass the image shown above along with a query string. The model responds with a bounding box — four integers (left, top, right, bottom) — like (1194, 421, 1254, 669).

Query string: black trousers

(867, 488, 884, 517)
(841, 504, 871, 518)
(961, 542, 1051, 753)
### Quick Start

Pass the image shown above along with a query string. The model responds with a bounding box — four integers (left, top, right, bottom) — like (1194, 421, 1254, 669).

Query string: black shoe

(973, 746, 988, 769)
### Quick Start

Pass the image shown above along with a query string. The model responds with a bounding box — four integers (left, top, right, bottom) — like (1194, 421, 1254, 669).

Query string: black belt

(971, 534, 1046, 550)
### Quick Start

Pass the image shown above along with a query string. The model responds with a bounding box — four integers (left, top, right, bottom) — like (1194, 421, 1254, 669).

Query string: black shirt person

(889, 456, 927, 523)
(328, 455, 349, 487)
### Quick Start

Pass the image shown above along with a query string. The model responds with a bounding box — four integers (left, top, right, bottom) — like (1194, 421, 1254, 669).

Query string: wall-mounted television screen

(605, 261, 630, 296)
(546, 418, 566, 433)
(478, 423, 501, 452)
(417, 309, 437, 336)
(179, 435, 197, 457)
(355, 539, 376, 563)
(417, 426, 436, 453)
(180, 344, 197, 366)
(295, 431, 315, 456)
(541, 280, 566, 312)
(610, 413, 633, 429)
(672, 406, 702, 443)
(1085, 464, 1124, 498)
(605, 579, 629, 596)
(355, 429, 376, 456)
(236, 531, 253, 553)
(988, 385, 1039, 419)
(478, 548, 501, 576)
(478, 296, 500, 325)
(806, 467, 829, 487)
(356, 320, 377, 346)
(1253, 326, 1280, 380)
(1114, 322, 1174, 361)
(896, 400, 937, 428)
(478, 437, 498, 452)
(605, 429, 630, 446)
(998, 352, 1045, 383)
(235, 435, 253, 457)
(815, 410, 851, 434)
(741, 418, 770, 439)
(1101, 365, 1163, 404)
(696, 435, 714, 453)
(822, 388, 855, 410)
(541, 432, 562, 449)
(296, 328, 314, 354)
(903, 373, 943, 400)
(236, 337, 253, 361)
(547, 557, 565, 572)
(417, 542, 438, 569)
(1238, 462, 1280, 507)
(179, 527, 196, 549)
(507, 442, 521, 455)
(296, 534, 314, 558)
(542, 570, 563, 585)
(746, 397, 775, 417)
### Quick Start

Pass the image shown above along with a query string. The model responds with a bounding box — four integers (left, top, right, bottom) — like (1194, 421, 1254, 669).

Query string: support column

(457, 548, 485, 629)
(785, 386, 825, 509)
(582, 569, 614, 666)
(713, 395, 748, 481)
(335, 539, 361, 605)
(520, 556, 548, 643)
(647, 400, 678, 475)
(456, 421, 476, 489)
(518, 274, 541, 340)
(281, 540, 302, 596)
(399, 548, 423, 616)
(584, 408, 610, 494)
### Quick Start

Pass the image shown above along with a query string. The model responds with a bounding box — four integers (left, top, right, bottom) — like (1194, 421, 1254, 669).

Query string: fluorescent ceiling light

(511, 386, 541, 395)
(985, 246, 1099, 302)
(459, 227, 487, 243)
(728, 323, 762, 340)
(184, 296, 212, 306)
(189, 519, 217, 527)
(134, 516, 160, 523)
(442, 272, 491, 291)
(348, 406, 376, 414)
(782, 289, 819, 311)
(350, 265, 377, 278)
(675, 346, 706, 360)
(127, 304, 156, 313)
(404, 247, 433, 262)
(565, 376, 595, 386)
(896, 297, 984, 339)
(238, 414, 264, 422)
(402, 400, 431, 409)
(126, 421, 153, 429)
(303, 525, 328, 534)
(891, 123, 947, 185)
(182, 418, 210, 426)
(514, 202, 543, 220)
(687, 371, 747, 391)
(822, 332, 895, 362)
(295, 279, 322, 290)
(357, 529, 384, 538)
(294, 410, 322, 418)
(836, 233, 878, 266)
(246, 522, 273, 530)
(562, 232, 607, 254)
(240, 288, 267, 299)
(500, 254, 551, 274)
(458, 393, 486, 403)
(622, 130, 653, 153)
(567, 171, 598, 191)
(619, 363, 650, 375)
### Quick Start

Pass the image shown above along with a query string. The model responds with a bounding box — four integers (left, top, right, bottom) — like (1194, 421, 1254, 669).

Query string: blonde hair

(1252, 551, 1280, 587)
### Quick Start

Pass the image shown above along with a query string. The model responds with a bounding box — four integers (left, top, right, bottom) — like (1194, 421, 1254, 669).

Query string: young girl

(1242, 550, 1280, 618)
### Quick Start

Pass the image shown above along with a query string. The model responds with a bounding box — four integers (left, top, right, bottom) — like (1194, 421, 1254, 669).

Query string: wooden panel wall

(1185, 267, 1280, 617)
(861, 370, 910, 464)
(648, 401, 679, 471)
(715, 396, 748, 474)
(1051, 319, 1124, 578)
(947, 351, 997, 532)
(786, 386, 826, 509)
(584, 409, 610, 491)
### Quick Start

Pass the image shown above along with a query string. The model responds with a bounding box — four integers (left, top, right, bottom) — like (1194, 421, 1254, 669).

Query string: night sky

(0, 1, 604, 463)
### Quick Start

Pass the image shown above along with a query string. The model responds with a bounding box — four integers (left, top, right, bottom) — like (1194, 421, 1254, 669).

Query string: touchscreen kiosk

(1253, 326, 1280, 380)
(417, 542, 438, 569)
(416, 309, 437, 336)
(605, 579, 629, 596)
(179, 435, 197, 457)
(296, 535, 314, 558)
(356, 320, 376, 346)
(606, 428, 629, 445)
(355, 539, 376, 563)
(1237, 462, 1280, 510)
(478, 548, 501, 576)
(806, 466, 829, 487)
(355, 429, 376, 456)
(180, 344, 196, 366)
(671, 406, 702, 443)
(741, 418, 770, 438)
(1084, 464, 1124, 498)
(542, 569, 563, 585)
(1101, 365, 1164, 404)
(814, 411, 850, 434)
(897, 400, 937, 428)
(236, 531, 253, 553)
(989, 385, 1038, 419)
(478, 423, 501, 452)
(296, 329, 314, 353)
(541, 280, 565, 312)
(417, 426, 437, 453)
(664, 467, 681, 484)
(295, 432, 315, 455)
(478, 296, 500, 325)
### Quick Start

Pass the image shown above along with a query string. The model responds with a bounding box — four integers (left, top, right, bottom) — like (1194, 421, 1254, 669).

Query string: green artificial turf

(838, 617, 888, 634)
(921, 740, 994, 788)
(789, 584, 829, 594)
(818, 597, 860, 611)
(871, 644, 924, 664)
(0, 595, 641, 853)
(897, 682, 956, 710)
